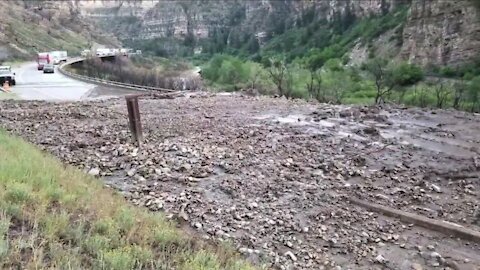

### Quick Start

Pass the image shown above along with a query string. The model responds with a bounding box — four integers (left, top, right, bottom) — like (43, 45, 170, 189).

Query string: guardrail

(58, 57, 177, 93)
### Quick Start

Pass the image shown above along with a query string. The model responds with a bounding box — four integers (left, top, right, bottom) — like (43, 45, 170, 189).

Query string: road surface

(10, 62, 140, 101)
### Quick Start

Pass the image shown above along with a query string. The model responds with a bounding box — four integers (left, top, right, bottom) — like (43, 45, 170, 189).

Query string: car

(0, 66, 16, 85)
(43, 64, 55, 74)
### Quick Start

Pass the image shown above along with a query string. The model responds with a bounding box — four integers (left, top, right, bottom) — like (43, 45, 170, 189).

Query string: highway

(10, 62, 139, 101)
(11, 62, 96, 100)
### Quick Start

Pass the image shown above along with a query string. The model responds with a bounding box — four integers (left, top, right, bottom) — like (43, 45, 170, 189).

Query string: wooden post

(125, 95, 143, 146)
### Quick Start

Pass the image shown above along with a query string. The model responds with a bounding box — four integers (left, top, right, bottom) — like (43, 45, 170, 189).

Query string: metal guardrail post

(125, 95, 143, 146)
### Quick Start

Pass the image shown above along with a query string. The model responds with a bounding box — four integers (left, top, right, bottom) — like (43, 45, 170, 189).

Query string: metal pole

(125, 95, 143, 146)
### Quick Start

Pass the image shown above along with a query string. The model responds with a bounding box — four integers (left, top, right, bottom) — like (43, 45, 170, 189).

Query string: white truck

(50, 51, 68, 65)
(0, 66, 16, 86)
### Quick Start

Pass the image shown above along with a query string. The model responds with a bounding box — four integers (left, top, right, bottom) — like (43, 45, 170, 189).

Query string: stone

(411, 263, 423, 270)
(285, 251, 297, 262)
(88, 168, 100, 176)
(431, 184, 442, 193)
(127, 168, 136, 176)
(374, 254, 387, 264)
(430, 252, 442, 259)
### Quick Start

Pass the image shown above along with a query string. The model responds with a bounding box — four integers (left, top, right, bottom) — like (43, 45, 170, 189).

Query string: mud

(0, 94, 479, 269)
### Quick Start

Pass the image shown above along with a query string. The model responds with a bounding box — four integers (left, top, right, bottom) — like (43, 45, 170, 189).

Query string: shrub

(392, 62, 424, 86)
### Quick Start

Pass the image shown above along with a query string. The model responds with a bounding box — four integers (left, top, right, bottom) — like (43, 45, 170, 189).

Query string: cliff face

(76, 0, 480, 66)
(400, 0, 480, 66)
(0, 0, 118, 60)
(76, 0, 397, 39)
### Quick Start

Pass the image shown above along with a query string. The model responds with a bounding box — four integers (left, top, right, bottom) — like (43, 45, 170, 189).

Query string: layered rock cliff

(0, 0, 118, 60)
(75, 0, 480, 67)
(400, 0, 480, 66)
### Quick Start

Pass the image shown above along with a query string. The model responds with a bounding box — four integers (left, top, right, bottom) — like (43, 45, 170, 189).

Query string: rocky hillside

(0, 0, 118, 61)
(76, 0, 480, 67)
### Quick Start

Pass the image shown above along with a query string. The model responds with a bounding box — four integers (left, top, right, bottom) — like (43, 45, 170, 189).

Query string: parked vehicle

(43, 64, 55, 74)
(50, 51, 68, 64)
(0, 66, 16, 85)
(37, 52, 52, 70)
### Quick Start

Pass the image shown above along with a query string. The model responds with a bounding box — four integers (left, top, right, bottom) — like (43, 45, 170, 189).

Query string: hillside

(76, 0, 480, 67)
(0, 1, 119, 61)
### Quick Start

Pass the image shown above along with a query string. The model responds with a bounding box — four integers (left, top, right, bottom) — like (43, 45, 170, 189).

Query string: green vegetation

(202, 54, 273, 93)
(123, 2, 480, 113)
(260, 4, 408, 66)
(0, 130, 255, 269)
(201, 54, 480, 112)
(0, 92, 18, 100)
(432, 58, 480, 80)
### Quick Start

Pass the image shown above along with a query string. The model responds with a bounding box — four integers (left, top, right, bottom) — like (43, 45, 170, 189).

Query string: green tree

(392, 62, 424, 86)
(467, 76, 480, 112)
(267, 57, 289, 97)
(391, 62, 424, 102)
(364, 58, 395, 104)
(306, 70, 322, 101)
(453, 79, 467, 109)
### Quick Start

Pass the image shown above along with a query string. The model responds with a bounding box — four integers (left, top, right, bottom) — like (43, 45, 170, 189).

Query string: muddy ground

(1, 94, 479, 269)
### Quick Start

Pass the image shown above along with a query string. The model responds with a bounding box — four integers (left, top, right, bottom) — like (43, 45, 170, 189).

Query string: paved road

(11, 62, 96, 101)
(10, 62, 140, 101)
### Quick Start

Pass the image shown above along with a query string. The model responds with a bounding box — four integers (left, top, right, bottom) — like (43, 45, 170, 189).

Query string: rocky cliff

(0, 0, 118, 60)
(75, 0, 480, 66)
(400, 0, 480, 66)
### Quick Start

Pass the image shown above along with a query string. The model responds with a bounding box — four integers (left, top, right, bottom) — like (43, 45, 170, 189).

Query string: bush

(202, 54, 275, 93)
(392, 62, 424, 86)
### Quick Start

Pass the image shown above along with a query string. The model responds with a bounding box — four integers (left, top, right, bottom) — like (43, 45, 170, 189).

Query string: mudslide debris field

(1, 94, 479, 269)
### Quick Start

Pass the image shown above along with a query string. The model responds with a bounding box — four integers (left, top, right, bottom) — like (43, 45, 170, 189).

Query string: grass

(0, 130, 255, 269)
(0, 92, 18, 100)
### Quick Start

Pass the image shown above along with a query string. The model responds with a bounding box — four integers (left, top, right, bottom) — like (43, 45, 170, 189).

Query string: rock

(374, 254, 387, 264)
(180, 164, 192, 171)
(127, 168, 136, 176)
(247, 202, 258, 209)
(285, 251, 297, 262)
(411, 263, 423, 270)
(430, 251, 442, 259)
(179, 210, 189, 221)
(194, 222, 202, 229)
(375, 194, 390, 201)
(88, 168, 100, 176)
(431, 184, 442, 193)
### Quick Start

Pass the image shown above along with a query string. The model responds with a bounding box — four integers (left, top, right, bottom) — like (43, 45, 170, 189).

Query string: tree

(306, 70, 322, 101)
(431, 80, 451, 108)
(391, 62, 424, 102)
(267, 58, 289, 97)
(364, 58, 395, 104)
(467, 76, 480, 112)
(453, 79, 466, 109)
(391, 62, 424, 86)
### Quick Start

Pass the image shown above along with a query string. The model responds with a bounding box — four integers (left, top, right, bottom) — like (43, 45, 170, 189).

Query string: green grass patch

(0, 92, 19, 100)
(0, 130, 255, 269)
